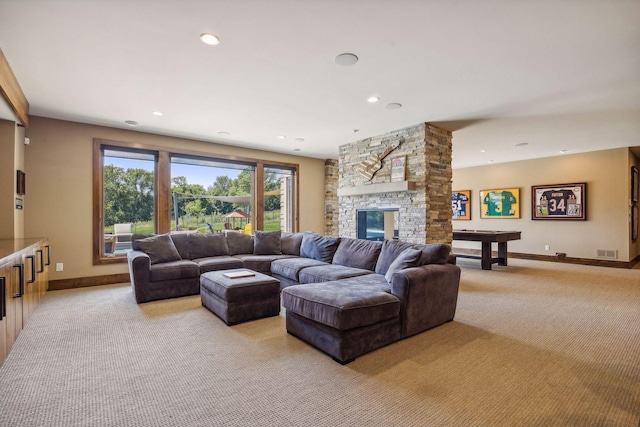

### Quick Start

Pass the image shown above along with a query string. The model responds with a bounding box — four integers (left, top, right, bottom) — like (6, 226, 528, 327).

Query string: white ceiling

(0, 0, 638, 168)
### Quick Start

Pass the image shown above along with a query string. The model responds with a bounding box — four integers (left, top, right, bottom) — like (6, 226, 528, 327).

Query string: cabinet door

(23, 251, 37, 322)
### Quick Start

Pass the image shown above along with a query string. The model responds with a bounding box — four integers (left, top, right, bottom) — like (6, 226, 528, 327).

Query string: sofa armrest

(389, 263, 461, 338)
(127, 250, 151, 303)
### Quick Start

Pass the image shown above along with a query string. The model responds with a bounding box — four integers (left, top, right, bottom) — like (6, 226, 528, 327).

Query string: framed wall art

(452, 190, 471, 220)
(531, 182, 586, 220)
(479, 188, 520, 218)
(390, 156, 406, 182)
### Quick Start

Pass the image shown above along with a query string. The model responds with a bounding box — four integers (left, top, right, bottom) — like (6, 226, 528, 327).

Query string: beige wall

(24, 116, 326, 281)
(452, 148, 632, 262)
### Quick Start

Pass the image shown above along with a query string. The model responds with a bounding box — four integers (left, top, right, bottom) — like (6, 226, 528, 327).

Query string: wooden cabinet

(0, 238, 49, 366)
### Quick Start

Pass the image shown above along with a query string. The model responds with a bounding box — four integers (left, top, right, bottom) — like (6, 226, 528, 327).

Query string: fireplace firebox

(356, 209, 399, 241)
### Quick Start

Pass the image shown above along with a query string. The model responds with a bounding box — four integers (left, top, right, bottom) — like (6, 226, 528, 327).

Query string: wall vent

(596, 249, 618, 259)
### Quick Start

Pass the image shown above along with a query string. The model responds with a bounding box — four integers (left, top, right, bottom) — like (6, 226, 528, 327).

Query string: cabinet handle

(37, 249, 45, 273)
(27, 255, 36, 284)
(0, 276, 5, 319)
(13, 264, 24, 298)
(45, 245, 51, 266)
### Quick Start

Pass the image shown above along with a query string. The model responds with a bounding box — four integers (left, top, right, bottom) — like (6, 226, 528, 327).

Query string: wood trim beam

(0, 48, 29, 126)
(49, 273, 131, 291)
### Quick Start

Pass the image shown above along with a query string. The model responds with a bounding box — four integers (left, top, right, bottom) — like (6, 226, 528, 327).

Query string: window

(94, 145, 158, 263)
(93, 139, 299, 264)
(170, 155, 254, 234)
(264, 166, 296, 232)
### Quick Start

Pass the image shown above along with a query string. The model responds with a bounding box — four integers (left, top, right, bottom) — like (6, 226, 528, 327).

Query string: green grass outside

(104, 210, 282, 235)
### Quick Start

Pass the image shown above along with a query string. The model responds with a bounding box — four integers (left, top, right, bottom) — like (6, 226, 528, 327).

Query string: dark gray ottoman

(200, 269, 281, 325)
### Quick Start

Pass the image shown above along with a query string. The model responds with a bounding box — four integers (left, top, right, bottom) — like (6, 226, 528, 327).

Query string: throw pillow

(332, 237, 382, 271)
(254, 230, 282, 255)
(375, 239, 415, 275)
(135, 233, 182, 265)
(300, 232, 340, 263)
(384, 248, 422, 283)
(281, 232, 303, 255)
(414, 243, 451, 265)
(225, 231, 255, 255)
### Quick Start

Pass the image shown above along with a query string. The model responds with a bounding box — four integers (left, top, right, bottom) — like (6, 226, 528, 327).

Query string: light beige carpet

(0, 259, 639, 426)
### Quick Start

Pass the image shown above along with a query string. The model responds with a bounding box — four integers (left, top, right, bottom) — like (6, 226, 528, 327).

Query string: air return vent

(596, 249, 618, 259)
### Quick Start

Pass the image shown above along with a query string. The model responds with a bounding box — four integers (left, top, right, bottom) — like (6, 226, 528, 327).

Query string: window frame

(93, 138, 299, 265)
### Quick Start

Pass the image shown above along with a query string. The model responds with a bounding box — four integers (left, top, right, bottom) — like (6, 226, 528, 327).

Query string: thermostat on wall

(15, 198, 23, 209)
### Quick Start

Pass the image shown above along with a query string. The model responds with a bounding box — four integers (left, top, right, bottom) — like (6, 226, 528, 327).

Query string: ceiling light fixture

(152, 111, 163, 116)
(125, 120, 139, 126)
(217, 131, 231, 136)
(294, 138, 305, 142)
(515, 142, 528, 147)
(335, 53, 358, 66)
(560, 150, 568, 154)
(277, 135, 286, 139)
(385, 103, 402, 110)
(480, 149, 487, 153)
(352, 129, 359, 133)
(367, 96, 380, 103)
(293, 148, 301, 152)
(200, 33, 220, 45)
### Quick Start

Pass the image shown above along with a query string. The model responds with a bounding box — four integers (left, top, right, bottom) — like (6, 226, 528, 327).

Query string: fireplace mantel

(337, 180, 416, 197)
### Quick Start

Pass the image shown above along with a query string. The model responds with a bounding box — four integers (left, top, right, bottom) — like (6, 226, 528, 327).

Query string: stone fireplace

(325, 123, 453, 245)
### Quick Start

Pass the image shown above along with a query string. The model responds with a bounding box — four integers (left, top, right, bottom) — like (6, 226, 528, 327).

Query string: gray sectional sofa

(127, 230, 461, 363)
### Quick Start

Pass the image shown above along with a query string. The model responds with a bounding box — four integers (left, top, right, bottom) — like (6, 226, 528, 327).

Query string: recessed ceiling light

(367, 96, 380, 103)
(515, 142, 528, 147)
(125, 120, 138, 126)
(217, 131, 231, 136)
(560, 150, 568, 154)
(385, 103, 402, 110)
(335, 53, 358, 66)
(488, 160, 494, 163)
(277, 135, 286, 139)
(352, 129, 359, 133)
(152, 111, 163, 116)
(293, 148, 301, 152)
(200, 33, 220, 45)
(480, 149, 487, 153)
(294, 138, 305, 142)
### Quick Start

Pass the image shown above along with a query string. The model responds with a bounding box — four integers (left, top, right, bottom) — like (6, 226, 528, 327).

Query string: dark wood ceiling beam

(0, 48, 29, 126)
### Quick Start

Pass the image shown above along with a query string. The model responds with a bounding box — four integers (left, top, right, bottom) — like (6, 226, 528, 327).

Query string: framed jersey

(531, 182, 586, 220)
(452, 190, 471, 220)
(479, 188, 520, 218)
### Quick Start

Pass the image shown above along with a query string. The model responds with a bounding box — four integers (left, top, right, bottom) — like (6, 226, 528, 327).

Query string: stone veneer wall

(324, 159, 339, 235)
(333, 123, 452, 245)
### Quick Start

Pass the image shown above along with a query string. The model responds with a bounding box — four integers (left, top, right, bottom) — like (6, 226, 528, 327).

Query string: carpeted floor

(0, 259, 639, 426)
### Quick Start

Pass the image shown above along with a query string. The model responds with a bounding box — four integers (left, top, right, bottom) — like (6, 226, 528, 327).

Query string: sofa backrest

(225, 231, 254, 255)
(188, 233, 230, 259)
(332, 237, 382, 271)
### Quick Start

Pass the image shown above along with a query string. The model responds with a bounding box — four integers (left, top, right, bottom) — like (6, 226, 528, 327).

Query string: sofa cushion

(234, 254, 296, 274)
(253, 230, 282, 255)
(149, 260, 199, 281)
(135, 233, 182, 265)
(131, 234, 154, 250)
(282, 281, 400, 330)
(332, 238, 382, 271)
(375, 239, 415, 275)
(385, 248, 422, 283)
(281, 232, 303, 256)
(298, 265, 373, 284)
(226, 231, 254, 255)
(271, 257, 328, 281)
(169, 233, 191, 260)
(193, 256, 244, 274)
(300, 232, 340, 263)
(189, 233, 230, 259)
(413, 243, 451, 265)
